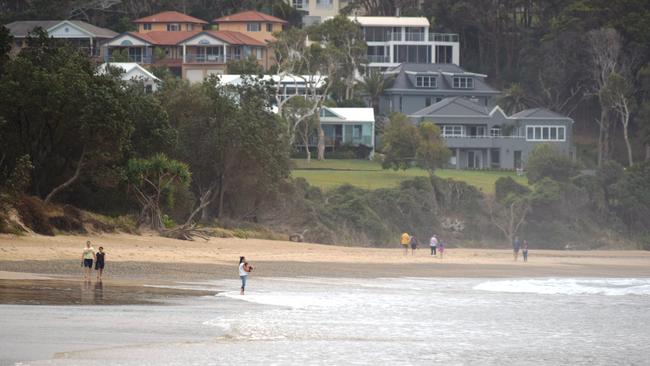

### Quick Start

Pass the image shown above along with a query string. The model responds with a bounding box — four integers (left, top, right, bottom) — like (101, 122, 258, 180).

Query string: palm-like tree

(498, 83, 533, 114)
(359, 71, 394, 115)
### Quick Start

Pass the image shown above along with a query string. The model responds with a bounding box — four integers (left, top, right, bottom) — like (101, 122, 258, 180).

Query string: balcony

(443, 134, 524, 149)
(185, 54, 226, 64)
(429, 33, 459, 42)
(405, 32, 425, 42)
(366, 55, 390, 63)
(315, 1, 333, 8)
(106, 55, 152, 64)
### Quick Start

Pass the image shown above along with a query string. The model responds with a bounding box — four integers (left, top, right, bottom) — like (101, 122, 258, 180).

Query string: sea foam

(474, 278, 650, 296)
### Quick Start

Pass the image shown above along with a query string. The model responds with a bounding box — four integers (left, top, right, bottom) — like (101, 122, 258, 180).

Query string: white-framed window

(167, 23, 180, 31)
(415, 75, 437, 88)
(442, 125, 464, 137)
(292, 0, 306, 9)
(255, 47, 263, 60)
(143, 23, 152, 30)
(247, 23, 261, 32)
(452, 77, 474, 89)
(490, 127, 502, 137)
(526, 125, 566, 141)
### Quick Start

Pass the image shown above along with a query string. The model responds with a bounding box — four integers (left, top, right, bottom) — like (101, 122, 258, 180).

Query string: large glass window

(435, 45, 452, 63)
(442, 125, 463, 137)
(364, 27, 392, 42)
(143, 23, 152, 30)
(526, 126, 566, 141)
(167, 23, 180, 31)
(247, 23, 261, 32)
(394, 45, 431, 63)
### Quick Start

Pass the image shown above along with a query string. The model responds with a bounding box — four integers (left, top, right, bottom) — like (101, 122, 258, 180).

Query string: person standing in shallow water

(513, 236, 521, 261)
(95, 247, 106, 280)
(401, 232, 410, 256)
(81, 241, 95, 281)
(239, 256, 253, 295)
(522, 240, 529, 262)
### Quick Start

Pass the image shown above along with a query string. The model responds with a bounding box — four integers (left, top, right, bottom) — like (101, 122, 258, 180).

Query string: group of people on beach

(512, 236, 529, 262)
(81, 241, 106, 281)
(401, 232, 445, 259)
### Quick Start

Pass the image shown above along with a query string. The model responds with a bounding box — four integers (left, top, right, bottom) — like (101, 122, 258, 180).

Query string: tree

(0, 26, 12, 76)
(498, 83, 533, 114)
(284, 97, 318, 162)
(587, 28, 623, 167)
(487, 195, 530, 246)
(601, 72, 635, 166)
(0, 29, 134, 203)
(526, 144, 580, 184)
(358, 70, 394, 115)
(610, 161, 650, 238)
(309, 15, 366, 100)
(415, 122, 451, 174)
(380, 113, 419, 170)
(227, 54, 264, 75)
(125, 153, 191, 231)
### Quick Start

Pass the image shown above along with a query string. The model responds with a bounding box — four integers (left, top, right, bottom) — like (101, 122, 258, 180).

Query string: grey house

(379, 63, 501, 116)
(409, 97, 574, 170)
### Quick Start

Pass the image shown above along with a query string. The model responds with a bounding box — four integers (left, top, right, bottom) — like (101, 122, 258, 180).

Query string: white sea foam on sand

(473, 278, 650, 296)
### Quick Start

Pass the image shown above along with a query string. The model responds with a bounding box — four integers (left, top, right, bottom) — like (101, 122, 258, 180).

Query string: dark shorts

(83, 259, 93, 268)
(95, 262, 104, 270)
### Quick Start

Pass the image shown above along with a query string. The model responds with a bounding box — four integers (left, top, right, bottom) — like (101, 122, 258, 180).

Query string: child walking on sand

(95, 247, 105, 280)
(438, 241, 445, 259)
(81, 241, 95, 281)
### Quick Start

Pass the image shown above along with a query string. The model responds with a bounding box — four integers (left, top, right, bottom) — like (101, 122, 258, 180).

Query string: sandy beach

(1, 233, 650, 283)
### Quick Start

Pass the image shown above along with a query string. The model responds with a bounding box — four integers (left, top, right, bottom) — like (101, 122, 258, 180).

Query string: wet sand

(1, 233, 650, 306)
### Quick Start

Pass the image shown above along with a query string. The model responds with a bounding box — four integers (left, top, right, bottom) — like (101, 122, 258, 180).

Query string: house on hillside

(287, 0, 350, 25)
(408, 97, 574, 170)
(105, 10, 280, 81)
(219, 74, 326, 102)
(352, 16, 460, 70)
(5, 20, 117, 58)
(98, 62, 160, 92)
(213, 10, 287, 43)
(380, 63, 501, 116)
(296, 107, 375, 155)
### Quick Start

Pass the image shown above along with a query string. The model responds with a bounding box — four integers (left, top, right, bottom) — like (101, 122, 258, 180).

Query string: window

(15, 39, 23, 47)
(394, 45, 431, 63)
(187, 24, 193, 31)
(425, 97, 432, 107)
(525, 126, 566, 141)
(266, 23, 273, 32)
(255, 48, 262, 60)
(247, 23, 261, 32)
(442, 125, 463, 137)
(353, 125, 362, 139)
(399, 96, 403, 112)
(145, 84, 153, 94)
(292, 0, 305, 9)
(435, 45, 452, 63)
(452, 77, 474, 89)
(415, 75, 437, 88)
(167, 23, 180, 31)
(143, 23, 152, 31)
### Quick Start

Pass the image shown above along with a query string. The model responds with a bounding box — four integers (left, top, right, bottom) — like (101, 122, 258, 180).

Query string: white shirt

(238, 262, 248, 276)
(430, 237, 438, 246)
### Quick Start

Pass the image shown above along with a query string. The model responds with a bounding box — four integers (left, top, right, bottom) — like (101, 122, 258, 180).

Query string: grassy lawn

(291, 159, 528, 194)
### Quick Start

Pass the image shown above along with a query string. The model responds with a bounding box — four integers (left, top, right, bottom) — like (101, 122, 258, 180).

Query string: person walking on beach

(429, 235, 438, 256)
(513, 236, 521, 261)
(438, 241, 445, 259)
(401, 232, 410, 256)
(410, 235, 418, 256)
(95, 247, 106, 280)
(522, 240, 529, 263)
(239, 256, 254, 295)
(81, 241, 95, 280)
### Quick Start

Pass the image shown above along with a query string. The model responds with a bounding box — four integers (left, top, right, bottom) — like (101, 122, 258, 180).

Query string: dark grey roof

(384, 63, 500, 94)
(410, 96, 491, 117)
(511, 108, 571, 120)
(5, 20, 117, 38)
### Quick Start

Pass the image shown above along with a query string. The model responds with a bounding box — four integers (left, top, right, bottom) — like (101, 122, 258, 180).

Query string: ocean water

(2, 277, 650, 365)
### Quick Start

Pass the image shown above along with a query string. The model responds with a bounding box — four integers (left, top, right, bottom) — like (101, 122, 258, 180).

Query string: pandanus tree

(125, 153, 190, 231)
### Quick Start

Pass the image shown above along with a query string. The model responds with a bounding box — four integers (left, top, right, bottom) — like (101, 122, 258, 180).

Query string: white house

(98, 62, 160, 92)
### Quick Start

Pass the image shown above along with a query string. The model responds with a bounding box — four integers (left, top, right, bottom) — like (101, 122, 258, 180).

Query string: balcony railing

(107, 55, 152, 64)
(366, 55, 390, 63)
(185, 54, 226, 64)
(429, 33, 459, 42)
(405, 32, 425, 41)
(443, 134, 524, 139)
(315, 1, 333, 8)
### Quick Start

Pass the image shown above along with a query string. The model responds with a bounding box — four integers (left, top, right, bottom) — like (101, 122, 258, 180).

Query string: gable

(107, 34, 150, 47)
(47, 21, 93, 38)
(180, 33, 228, 46)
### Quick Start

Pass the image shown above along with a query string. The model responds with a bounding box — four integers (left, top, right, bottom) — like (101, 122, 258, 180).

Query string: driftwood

(162, 224, 212, 241)
(289, 229, 309, 242)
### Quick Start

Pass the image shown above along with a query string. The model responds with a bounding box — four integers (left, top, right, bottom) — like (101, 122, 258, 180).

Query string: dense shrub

(527, 144, 579, 183)
(495, 176, 531, 202)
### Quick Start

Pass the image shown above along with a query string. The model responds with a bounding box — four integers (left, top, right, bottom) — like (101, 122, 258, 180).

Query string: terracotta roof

(213, 10, 287, 24)
(128, 31, 200, 45)
(132, 11, 208, 24)
(204, 30, 266, 46)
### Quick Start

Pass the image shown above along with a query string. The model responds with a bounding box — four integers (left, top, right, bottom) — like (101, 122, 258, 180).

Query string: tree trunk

(645, 144, 650, 161)
(623, 121, 633, 167)
(44, 148, 85, 204)
(303, 125, 311, 163)
(317, 126, 325, 161)
(217, 172, 226, 219)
